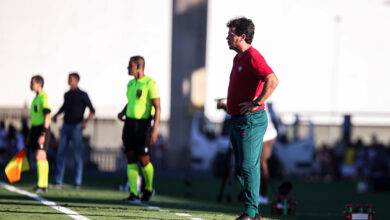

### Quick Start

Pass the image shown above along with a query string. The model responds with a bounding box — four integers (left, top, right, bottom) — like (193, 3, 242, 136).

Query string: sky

(1, 0, 390, 125)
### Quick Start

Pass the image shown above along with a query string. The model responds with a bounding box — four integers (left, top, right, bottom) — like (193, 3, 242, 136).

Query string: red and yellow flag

(5, 149, 30, 183)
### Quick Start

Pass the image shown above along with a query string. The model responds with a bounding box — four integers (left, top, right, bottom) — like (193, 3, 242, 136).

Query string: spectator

(6, 124, 25, 153)
(0, 124, 26, 166)
(318, 143, 332, 179)
(0, 121, 7, 164)
(340, 140, 357, 179)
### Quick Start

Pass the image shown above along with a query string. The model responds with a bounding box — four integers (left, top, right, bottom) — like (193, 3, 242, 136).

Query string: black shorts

(28, 125, 50, 151)
(122, 118, 152, 155)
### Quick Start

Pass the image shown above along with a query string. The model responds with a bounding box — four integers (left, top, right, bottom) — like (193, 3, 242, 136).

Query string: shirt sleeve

(250, 54, 274, 80)
(148, 80, 160, 99)
(57, 95, 66, 114)
(42, 93, 52, 112)
(83, 92, 96, 114)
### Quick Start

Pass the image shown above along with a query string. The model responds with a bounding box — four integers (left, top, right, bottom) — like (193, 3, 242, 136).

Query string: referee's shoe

(141, 189, 155, 203)
(34, 186, 48, 193)
(123, 193, 141, 204)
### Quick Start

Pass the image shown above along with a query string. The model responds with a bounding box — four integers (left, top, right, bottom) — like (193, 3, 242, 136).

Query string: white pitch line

(146, 204, 203, 219)
(175, 213, 192, 217)
(0, 181, 89, 220)
(126, 195, 204, 219)
(147, 206, 160, 209)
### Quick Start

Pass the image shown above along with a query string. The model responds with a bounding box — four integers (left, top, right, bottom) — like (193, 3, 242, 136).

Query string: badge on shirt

(34, 105, 38, 112)
(238, 66, 243, 72)
(136, 89, 142, 98)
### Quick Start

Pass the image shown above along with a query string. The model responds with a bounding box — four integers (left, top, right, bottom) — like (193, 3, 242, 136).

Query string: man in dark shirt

(52, 72, 95, 189)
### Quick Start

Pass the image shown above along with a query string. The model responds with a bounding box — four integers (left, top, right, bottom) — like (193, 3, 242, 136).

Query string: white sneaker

(258, 195, 269, 204)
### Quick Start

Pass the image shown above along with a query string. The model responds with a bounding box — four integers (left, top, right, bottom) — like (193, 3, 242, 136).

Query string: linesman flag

(5, 149, 30, 183)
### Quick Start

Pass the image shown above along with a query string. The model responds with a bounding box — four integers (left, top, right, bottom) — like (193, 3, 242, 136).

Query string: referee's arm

(150, 98, 160, 144)
(117, 104, 127, 121)
(38, 110, 51, 146)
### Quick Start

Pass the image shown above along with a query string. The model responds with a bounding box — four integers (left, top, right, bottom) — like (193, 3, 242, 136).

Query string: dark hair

(32, 75, 44, 88)
(69, 72, 80, 81)
(227, 17, 255, 44)
(130, 56, 145, 70)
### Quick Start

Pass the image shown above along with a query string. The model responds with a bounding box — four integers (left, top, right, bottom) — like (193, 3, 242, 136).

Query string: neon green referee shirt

(126, 75, 160, 119)
(30, 91, 52, 126)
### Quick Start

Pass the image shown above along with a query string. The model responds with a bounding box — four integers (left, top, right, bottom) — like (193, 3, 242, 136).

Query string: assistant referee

(29, 75, 52, 193)
(118, 56, 161, 203)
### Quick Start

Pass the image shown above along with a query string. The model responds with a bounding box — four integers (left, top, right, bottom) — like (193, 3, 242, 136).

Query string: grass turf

(0, 171, 389, 220)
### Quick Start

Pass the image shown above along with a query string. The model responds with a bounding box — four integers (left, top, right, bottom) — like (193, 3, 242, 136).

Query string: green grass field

(0, 171, 388, 220)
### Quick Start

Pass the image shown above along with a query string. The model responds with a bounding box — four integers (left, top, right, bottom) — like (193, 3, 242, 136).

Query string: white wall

(2, 0, 390, 124)
(0, 0, 172, 120)
(205, 0, 390, 123)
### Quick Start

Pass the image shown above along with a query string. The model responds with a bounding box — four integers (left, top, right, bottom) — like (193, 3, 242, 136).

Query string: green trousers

(230, 110, 268, 217)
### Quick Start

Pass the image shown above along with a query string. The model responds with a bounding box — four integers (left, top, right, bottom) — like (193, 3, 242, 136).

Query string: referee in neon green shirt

(118, 56, 161, 203)
(29, 75, 52, 193)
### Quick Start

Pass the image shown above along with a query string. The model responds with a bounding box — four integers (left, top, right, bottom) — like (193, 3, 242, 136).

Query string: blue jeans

(54, 122, 84, 185)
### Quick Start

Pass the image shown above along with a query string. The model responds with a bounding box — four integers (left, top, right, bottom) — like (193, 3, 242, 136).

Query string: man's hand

(117, 112, 126, 121)
(238, 101, 258, 115)
(150, 129, 158, 145)
(82, 112, 94, 129)
(38, 133, 45, 146)
(81, 120, 88, 130)
(217, 100, 227, 111)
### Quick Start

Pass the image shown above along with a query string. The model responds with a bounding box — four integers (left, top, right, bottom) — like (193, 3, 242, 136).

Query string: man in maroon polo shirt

(226, 17, 279, 220)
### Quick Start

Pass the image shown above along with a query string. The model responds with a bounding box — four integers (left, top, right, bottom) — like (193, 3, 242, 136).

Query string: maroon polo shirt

(227, 46, 274, 115)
